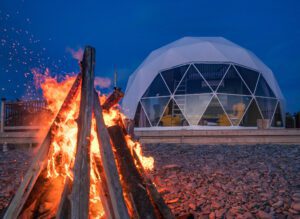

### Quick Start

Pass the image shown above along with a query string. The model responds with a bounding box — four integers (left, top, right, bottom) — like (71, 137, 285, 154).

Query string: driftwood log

(71, 46, 95, 219)
(108, 125, 157, 219)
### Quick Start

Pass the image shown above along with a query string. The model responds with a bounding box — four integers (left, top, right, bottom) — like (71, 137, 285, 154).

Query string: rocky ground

(0, 148, 33, 215)
(144, 144, 300, 219)
(0, 144, 299, 219)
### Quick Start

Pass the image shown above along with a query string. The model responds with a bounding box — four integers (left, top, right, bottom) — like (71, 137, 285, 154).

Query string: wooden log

(117, 117, 174, 219)
(71, 46, 95, 219)
(102, 87, 124, 111)
(94, 91, 130, 219)
(132, 150, 174, 219)
(4, 73, 82, 219)
(93, 155, 114, 219)
(108, 125, 157, 219)
(56, 177, 72, 219)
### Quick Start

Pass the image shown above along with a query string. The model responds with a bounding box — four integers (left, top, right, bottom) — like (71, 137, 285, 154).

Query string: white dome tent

(122, 37, 285, 128)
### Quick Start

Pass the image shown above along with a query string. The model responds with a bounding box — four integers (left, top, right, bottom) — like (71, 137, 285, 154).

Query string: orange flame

(34, 69, 154, 218)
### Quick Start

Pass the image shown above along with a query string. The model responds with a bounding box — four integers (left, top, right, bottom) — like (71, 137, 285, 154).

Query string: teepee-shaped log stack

(3, 46, 174, 219)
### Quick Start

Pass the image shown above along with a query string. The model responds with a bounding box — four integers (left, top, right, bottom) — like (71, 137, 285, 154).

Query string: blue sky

(0, 0, 300, 112)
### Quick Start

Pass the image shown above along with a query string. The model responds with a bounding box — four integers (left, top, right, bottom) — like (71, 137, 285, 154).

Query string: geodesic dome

(123, 37, 285, 128)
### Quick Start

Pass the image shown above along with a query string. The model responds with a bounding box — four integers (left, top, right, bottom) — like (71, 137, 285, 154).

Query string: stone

(208, 212, 215, 219)
(272, 200, 283, 209)
(243, 211, 255, 219)
(291, 202, 300, 211)
(256, 210, 273, 219)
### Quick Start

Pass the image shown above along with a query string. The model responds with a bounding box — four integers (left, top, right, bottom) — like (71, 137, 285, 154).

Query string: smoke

(66, 47, 83, 61)
(94, 77, 111, 89)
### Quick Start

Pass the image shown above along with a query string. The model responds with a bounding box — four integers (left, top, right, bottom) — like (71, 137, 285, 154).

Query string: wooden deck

(135, 128, 300, 145)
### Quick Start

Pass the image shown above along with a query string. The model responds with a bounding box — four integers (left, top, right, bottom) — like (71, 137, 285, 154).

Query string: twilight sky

(0, 0, 300, 112)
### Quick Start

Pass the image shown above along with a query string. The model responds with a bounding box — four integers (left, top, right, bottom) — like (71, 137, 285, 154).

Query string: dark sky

(0, 0, 300, 112)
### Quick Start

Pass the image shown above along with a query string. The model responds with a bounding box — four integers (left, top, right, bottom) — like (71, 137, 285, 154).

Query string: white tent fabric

(122, 37, 284, 119)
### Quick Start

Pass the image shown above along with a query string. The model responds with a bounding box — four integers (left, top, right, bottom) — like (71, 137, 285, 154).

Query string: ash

(144, 144, 300, 219)
(0, 148, 33, 215)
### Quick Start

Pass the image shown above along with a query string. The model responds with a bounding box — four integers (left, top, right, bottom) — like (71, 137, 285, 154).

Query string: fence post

(1, 98, 6, 133)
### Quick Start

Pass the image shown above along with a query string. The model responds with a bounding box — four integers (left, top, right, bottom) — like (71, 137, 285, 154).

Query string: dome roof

(123, 37, 284, 119)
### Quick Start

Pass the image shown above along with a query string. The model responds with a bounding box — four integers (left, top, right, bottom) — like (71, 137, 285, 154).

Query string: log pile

(3, 46, 174, 219)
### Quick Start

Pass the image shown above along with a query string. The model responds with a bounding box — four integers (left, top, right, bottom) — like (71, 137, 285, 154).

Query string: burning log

(4, 73, 82, 219)
(108, 125, 157, 219)
(71, 46, 95, 219)
(102, 87, 124, 111)
(94, 91, 130, 219)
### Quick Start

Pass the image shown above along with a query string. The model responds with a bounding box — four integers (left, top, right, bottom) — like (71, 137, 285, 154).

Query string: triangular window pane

(175, 65, 212, 95)
(240, 100, 262, 126)
(217, 66, 251, 95)
(161, 65, 189, 93)
(134, 102, 151, 127)
(142, 74, 170, 97)
(195, 64, 229, 91)
(158, 99, 188, 126)
(235, 65, 259, 93)
(256, 97, 277, 120)
(218, 94, 252, 125)
(271, 103, 284, 127)
(174, 94, 212, 125)
(255, 75, 276, 97)
(198, 96, 231, 126)
(141, 97, 170, 126)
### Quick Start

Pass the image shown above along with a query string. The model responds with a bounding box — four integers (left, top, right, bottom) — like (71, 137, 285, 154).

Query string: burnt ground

(0, 144, 299, 219)
(144, 144, 300, 219)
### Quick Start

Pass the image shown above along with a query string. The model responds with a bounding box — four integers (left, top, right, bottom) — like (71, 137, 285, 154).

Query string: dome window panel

(235, 65, 259, 93)
(140, 97, 170, 126)
(217, 66, 251, 95)
(160, 65, 189, 93)
(218, 94, 252, 125)
(240, 99, 262, 126)
(174, 94, 213, 125)
(198, 96, 231, 126)
(195, 64, 229, 91)
(256, 97, 277, 120)
(134, 102, 151, 127)
(271, 103, 284, 127)
(158, 99, 188, 126)
(175, 65, 212, 95)
(142, 74, 170, 98)
(255, 75, 276, 97)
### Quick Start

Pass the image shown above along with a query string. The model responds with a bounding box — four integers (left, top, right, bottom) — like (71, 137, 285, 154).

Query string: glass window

(235, 65, 259, 93)
(160, 65, 189, 93)
(240, 100, 262, 126)
(217, 66, 251, 95)
(271, 103, 284, 127)
(174, 94, 212, 125)
(195, 64, 229, 90)
(134, 102, 151, 127)
(218, 94, 252, 125)
(198, 96, 231, 126)
(255, 75, 276, 97)
(158, 99, 188, 126)
(142, 74, 170, 97)
(175, 65, 212, 95)
(140, 97, 170, 126)
(256, 97, 277, 120)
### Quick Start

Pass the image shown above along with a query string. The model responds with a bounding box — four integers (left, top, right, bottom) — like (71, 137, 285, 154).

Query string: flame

(34, 69, 154, 218)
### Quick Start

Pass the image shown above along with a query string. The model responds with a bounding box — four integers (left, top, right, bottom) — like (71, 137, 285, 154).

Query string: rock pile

(144, 144, 300, 219)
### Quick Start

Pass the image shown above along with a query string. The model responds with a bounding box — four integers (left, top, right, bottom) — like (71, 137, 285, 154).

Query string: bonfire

(4, 46, 173, 219)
